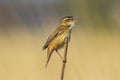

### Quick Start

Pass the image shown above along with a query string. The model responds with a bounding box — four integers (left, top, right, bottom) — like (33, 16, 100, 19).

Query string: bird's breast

(49, 30, 71, 49)
(56, 31, 70, 44)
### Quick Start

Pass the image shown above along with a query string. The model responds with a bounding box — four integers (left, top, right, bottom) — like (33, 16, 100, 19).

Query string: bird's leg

(55, 49, 63, 60)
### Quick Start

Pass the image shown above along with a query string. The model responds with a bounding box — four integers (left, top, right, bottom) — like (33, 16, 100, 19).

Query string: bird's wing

(42, 26, 65, 50)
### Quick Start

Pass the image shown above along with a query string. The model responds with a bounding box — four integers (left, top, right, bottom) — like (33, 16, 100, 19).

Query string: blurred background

(0, 0, 120, 80)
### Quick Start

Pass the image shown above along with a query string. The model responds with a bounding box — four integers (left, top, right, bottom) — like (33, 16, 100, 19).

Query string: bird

(42, 16, 78, 68)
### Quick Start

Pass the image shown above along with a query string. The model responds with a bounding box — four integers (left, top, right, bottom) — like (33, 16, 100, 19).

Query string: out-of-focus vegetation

(0, 0, 120, 31)
(0, 0, 120, 80)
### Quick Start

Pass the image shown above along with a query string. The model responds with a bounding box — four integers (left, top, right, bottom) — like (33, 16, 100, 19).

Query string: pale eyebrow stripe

(63, 18, 69, 21)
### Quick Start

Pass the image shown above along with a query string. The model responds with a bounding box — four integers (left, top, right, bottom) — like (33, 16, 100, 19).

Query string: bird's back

(42, 25, 66, 50)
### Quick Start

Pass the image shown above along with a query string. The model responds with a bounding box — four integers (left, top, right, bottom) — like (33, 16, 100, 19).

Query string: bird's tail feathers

(45, 49, 54, 68)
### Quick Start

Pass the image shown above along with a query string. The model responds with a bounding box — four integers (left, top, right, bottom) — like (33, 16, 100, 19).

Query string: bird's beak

(74, 16, 79, 22)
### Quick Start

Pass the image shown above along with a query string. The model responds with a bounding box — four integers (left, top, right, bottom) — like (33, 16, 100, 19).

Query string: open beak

(74, 16, 79, 22)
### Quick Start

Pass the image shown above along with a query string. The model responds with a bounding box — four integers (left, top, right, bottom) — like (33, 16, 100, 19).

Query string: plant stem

(61, 42, 68, 80)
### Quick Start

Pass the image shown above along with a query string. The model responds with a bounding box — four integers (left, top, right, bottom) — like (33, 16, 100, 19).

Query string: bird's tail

(45, 48, 54, 68)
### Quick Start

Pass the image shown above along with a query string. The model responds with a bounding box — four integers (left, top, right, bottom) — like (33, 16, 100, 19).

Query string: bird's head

(60, 16, 78, 28)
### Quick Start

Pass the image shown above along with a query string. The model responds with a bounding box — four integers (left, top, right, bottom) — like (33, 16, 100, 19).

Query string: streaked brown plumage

(42, 16, 78, 68)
